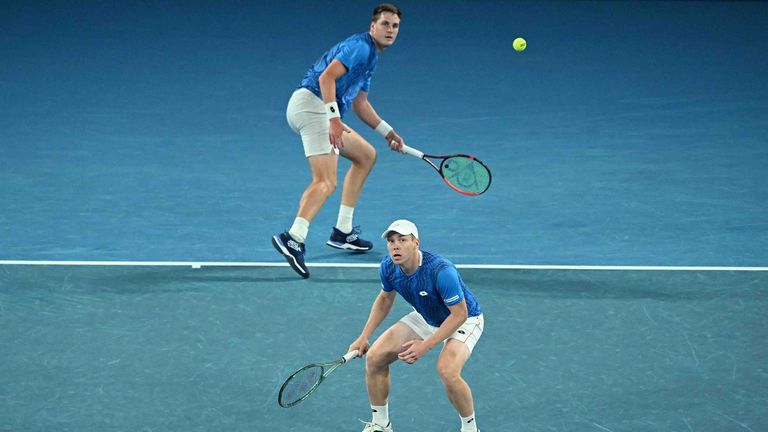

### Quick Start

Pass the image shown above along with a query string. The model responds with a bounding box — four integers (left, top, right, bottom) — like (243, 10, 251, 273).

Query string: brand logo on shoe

(287, 239, 302, 251)
(345, 233, 359, 242)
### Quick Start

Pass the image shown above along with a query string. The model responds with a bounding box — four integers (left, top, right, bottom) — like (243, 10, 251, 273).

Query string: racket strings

(279, 366, 323, 406)
(442, 157, 491, 194)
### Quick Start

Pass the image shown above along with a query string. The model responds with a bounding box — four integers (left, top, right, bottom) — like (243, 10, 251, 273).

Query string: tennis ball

(513, 37, 527, 52)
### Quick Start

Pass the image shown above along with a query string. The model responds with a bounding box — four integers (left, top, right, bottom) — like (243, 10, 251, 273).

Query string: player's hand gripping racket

(277, 350, 359, 408)
(400, 144, 491, 196)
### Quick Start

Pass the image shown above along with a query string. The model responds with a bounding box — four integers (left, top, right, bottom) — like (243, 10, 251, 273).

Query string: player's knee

(325, 178, 338, 193)
(366, 345, 395, 371)
(354, 144, 377, 171)
(313, 178, 337, 196)
(436, 360, 461, 383)
(365, 348, 386, 371)
(365, 146, 377, 168)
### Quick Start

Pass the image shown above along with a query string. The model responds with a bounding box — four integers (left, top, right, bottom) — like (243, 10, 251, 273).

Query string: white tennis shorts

(399, 310, 484, 354)
(286, 88, 339, 157)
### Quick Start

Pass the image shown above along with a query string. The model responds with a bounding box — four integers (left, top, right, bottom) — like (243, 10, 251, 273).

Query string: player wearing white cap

(348, 219, 484, 432)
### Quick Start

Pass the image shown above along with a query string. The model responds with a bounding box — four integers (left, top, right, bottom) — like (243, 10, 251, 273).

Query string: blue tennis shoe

(326, 226, 373, 251)
(272, 231, 309, 278)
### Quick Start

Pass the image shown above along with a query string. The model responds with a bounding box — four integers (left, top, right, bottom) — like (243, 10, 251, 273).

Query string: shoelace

(283, 232, 306, 253)
(346, 225, 366, 242)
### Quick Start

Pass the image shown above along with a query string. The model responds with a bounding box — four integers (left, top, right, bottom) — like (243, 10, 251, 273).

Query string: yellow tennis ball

(513, 37, 527, 52)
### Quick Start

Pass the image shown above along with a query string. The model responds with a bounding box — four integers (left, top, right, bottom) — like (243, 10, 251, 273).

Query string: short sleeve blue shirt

(379, 251, 482, 327)
(299, 33, 378, 117)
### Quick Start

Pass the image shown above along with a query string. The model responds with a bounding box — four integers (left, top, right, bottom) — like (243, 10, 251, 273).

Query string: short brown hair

(372, 3, 401, 22)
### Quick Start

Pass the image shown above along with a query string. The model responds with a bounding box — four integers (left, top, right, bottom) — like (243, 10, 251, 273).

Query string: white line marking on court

(0, 260, 766, 271)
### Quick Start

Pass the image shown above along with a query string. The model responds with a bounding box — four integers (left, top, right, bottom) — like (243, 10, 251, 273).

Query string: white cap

(381, 219, 419, 239)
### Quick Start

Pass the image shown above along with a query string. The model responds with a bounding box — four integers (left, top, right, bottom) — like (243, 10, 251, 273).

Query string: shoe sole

(325, 240, 372, 251)
(272, 236, 309, 278)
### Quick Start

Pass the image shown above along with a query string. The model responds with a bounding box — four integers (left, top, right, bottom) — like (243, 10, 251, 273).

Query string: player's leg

(272, 148, 337, 278)
(436, 314, 484, 432)
(274, 89, 339, 278)
(297, 152, 339, 222)
(362, 320, 421, 432)
(327, 127, 376, 251)
(437, 340, 474, 416)
(337, 127, 377, 209)
(365, 321, 419, 404)
(288, 89, 341, 236)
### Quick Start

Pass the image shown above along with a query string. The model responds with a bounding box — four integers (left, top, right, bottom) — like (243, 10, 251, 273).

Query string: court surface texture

(2, 1, 767, 431)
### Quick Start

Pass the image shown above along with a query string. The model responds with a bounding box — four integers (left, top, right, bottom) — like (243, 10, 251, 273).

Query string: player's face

(370, 12, 400, 50)
(386, 233, 419, 266)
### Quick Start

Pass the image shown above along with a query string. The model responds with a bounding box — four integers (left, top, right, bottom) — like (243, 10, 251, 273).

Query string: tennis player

(348, 220, 484, 432)
(272, 3, 405, 279)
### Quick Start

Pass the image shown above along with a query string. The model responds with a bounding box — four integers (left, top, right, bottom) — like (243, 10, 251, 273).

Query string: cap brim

(381, 230, 396, 239)
(381, 229, 415, 239)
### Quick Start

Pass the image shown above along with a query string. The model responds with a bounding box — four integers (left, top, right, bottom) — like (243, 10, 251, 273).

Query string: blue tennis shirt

(299, 32, 378, 117)
(380, 251, 482, 327)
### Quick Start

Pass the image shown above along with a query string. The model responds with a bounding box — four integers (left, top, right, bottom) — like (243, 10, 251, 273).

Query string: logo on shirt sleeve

(444, 294, 460, 303)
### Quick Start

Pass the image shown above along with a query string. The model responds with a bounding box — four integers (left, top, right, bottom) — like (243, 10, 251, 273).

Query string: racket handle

(399, 144, 424, 159)
(342, 350, 359, 363)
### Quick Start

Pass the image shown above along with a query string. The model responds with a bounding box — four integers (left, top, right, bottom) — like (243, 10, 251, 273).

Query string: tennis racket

(277, 350, 359, 408)
(400, 144, 491, 196)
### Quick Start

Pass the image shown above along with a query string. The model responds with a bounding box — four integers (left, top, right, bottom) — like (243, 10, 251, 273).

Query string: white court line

(0, 260, 766, 271)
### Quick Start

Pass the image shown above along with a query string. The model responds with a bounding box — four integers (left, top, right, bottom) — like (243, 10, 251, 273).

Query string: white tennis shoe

(360, 420, 393, 432)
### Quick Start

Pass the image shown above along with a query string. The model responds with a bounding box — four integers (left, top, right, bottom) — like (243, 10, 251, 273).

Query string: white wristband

(325, 102, 340, 119)
(375, 120, 393, 138)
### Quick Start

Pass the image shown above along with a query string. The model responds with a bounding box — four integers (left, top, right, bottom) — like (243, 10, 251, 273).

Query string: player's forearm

(422, 312, 467, 350)
(318, 60, 347, 105)
(352, 99, 382, 129)
(318, 73, 338, 104)
(360, 295, 394, 340)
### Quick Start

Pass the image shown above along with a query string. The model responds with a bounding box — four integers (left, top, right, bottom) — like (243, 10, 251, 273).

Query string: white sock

(371, 404, 389, 427)
(335, 205, 354, 234)
(288, 217, 309, 243)
(460, 412, 478, 432)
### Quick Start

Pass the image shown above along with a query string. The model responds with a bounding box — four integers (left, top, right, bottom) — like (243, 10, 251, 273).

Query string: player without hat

(381, 219, 419, 239)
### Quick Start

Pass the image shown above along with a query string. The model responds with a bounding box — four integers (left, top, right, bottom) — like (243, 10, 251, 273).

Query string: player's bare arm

(352, 91, 404, 152)
(398, 300, 468, 364)
(349, 289, 397, 356)
(319, 59, 351, 148)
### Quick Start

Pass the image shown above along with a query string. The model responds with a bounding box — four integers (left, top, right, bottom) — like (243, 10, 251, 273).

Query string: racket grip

(342, 350, 359, 363)
(400, 144, 424, 158)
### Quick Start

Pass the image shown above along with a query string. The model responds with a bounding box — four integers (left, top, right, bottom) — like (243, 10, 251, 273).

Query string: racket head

(437, 154, 492, 196)
(277, 364, 324, 408)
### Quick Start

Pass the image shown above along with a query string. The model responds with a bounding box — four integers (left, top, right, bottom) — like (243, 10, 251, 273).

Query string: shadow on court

(1, 266, 765, 432)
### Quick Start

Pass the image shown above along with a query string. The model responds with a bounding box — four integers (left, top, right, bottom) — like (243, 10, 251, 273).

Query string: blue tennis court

(1, 1, 767, 431)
